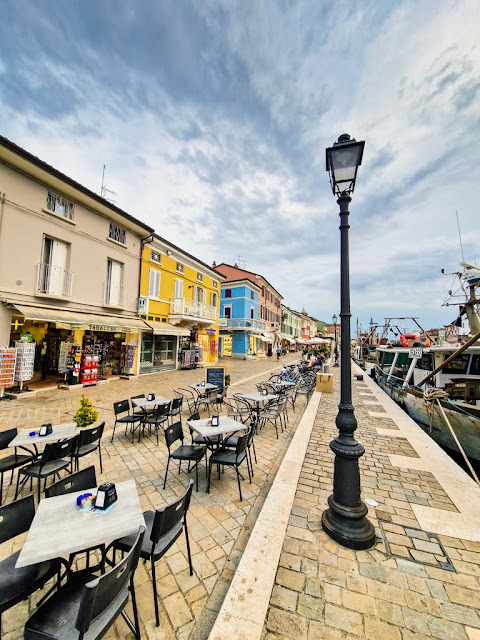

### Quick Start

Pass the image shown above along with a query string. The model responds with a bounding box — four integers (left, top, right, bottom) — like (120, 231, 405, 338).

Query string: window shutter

(149, 269, 160, 298)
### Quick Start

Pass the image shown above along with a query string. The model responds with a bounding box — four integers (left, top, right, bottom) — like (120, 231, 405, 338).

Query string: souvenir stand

(14, 341, 35, 391)
(0, 348, 16, 399)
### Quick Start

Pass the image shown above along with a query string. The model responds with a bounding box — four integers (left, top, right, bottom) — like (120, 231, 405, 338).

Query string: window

(443, 354, 470, 374)
(148, 268, 161, 299)
(470, 355, 480, 375)
(176, 262, 184, 273)
(38, 236, 70, 295)
(174, 278, 184, 299)
(108, 223, 126, 245)
(46, 191, 74, 220)
(225, 289, 232, 298)
(250, 307, 254, 319)
(194, 287, 204, 303)
(213, 281, 218, 289)
(224, 307, 231, 319)
(105, 259, 123, 305)
(151, 250, 161, 264)
(197, 273, 203, 282)
(251, 291, 254, 300)
(211, 292, 217, 307)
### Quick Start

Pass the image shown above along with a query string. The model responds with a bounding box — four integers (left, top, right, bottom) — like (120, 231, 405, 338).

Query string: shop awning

(11, 304, 149, 331)
(144, 321, 190, 336)
(261, 332, 274, 343)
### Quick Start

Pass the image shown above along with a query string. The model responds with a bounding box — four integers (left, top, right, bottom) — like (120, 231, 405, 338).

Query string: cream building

(0, 135, 153, 384)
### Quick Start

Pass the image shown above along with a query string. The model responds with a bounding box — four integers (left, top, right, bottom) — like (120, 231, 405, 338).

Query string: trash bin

(316, 373, 334, 393)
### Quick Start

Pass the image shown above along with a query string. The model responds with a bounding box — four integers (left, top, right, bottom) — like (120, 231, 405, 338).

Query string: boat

(375, 267, 480, 462)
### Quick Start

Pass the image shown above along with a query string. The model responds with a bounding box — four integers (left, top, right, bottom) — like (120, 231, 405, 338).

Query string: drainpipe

(0, 192, 5, 238)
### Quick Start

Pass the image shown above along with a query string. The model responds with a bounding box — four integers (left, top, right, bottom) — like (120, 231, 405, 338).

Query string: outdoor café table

(132, 395, 170, 410)
(237, 392, 277, 426)
(189, 382, 217, 394)
(15, 479, 145, 569)
(8, 422, 78, 457)
(186, 415, 246, 450)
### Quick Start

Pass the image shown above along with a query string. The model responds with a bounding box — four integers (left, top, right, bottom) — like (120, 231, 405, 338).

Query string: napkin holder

(39, 423, 53, 436)
(147, 393, 155, 401)
(95, 482, 118, 510)
(262, 388, 268, 396)
(211, 414, 219, 426)
(200, 381, 205, 387)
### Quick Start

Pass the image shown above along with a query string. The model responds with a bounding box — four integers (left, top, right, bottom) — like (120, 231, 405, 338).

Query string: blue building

(219, 279, 265, 358)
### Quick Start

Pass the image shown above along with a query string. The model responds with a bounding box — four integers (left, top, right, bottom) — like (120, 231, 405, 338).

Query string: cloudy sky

(1, 0, 479, 332)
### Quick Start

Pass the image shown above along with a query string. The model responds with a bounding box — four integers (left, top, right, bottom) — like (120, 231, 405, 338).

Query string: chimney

(212, 261, 217, 268)
(234, 262, 238, 268)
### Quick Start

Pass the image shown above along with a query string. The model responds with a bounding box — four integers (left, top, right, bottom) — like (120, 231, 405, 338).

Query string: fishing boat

(375, 265, 480, 462)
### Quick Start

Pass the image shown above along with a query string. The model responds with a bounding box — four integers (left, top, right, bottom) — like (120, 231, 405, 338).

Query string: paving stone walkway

(262, 366, 480, 640)
(0, 353, 307, 639)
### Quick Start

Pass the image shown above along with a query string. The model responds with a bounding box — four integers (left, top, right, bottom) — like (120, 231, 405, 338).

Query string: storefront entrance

(140, 333, 176, 372)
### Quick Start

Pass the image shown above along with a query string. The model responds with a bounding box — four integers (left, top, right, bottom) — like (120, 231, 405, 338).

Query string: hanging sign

(409, 347, 423, 359)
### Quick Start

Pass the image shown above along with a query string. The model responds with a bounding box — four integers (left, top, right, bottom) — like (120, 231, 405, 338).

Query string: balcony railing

(224, 318, 266, 332)
(36, 263, 73, 297)
(103, 281, 126, 307)
(169, 297, 216, 323)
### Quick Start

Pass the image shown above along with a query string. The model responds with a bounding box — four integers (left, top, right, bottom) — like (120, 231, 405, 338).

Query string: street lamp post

(322, 133, 375, 550)
(332, 314, 339, 366)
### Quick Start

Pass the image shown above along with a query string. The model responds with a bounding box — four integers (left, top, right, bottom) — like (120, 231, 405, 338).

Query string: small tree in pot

(73, 395, 98, 428)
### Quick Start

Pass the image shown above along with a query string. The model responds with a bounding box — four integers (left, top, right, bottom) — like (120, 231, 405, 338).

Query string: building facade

(138, 236, 224, 372)
(0, 135, 153, 384)
(214, 263, 282, 357)
(218, 279, 263, 359)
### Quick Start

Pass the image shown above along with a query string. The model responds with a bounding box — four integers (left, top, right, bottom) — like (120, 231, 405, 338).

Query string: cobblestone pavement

(263, 367, 480, 640)
(0, 353, 308, 639)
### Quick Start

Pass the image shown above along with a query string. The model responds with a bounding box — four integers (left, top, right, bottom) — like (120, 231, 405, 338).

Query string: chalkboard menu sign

(206, 366, 225, 390)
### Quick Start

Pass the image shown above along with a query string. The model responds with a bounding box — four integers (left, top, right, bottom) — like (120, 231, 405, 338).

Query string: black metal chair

(207, 431, 251, 500)
(15, 437, 77, 503)
(113, 480, 194, 627)
(24, 526, 146, 640)
(163, 421, 206, 491)
(142, 402, 170, 445)
(169, 397, 183, 424)
(0, 496, 65, 637)
(45, 465, 96, 499)
(0, 428, 35, 506)
(173, 388, 197, 414)
(111, 399, 143, 442)
(224, 425, 257, 472)
(71, 422, 104, 473)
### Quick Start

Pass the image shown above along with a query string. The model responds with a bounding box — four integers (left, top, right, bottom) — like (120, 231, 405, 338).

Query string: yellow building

(138, 235, 225, 373)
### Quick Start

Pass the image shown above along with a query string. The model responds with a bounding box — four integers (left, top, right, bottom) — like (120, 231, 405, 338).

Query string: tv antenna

(238, 255, 247, 269)
(456, 210, 465, 262)
(101, 165, 117, 203)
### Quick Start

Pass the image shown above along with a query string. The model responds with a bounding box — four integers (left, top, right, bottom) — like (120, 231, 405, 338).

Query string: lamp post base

(322, 497, 376, 550)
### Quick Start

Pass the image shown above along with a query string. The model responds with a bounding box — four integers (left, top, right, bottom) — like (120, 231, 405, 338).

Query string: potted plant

(73, 394, 98, 428)
(224, 374, 231, 387)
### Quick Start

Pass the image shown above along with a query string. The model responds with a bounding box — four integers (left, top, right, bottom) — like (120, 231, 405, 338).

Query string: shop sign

(138, 297, 148, 315)
(90, 324, 116, 332)
(205, 328, 216, 335)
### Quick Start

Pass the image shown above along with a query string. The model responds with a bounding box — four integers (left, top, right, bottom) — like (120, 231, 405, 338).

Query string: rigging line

(456, 210, 465, 263)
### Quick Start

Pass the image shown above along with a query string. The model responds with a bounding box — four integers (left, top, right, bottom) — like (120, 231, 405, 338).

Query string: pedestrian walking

(276, 346, 281, 361)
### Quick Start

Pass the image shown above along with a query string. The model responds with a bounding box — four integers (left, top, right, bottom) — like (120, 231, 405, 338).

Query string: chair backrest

(113, 399, 130, 416)
(46, 466, 97, 498)
(0, 428, 17, 451)
(0, 495, 35, 543)
(170, 397, 183, 412)
(164, 421, 183, 449)
(223, 399, 236, 416)
(156, 402, 171, 419)
(235, 431, 250, 456)
(41, 437, 77, 465)
(207, 388, 218, 404)
(151, 480, 193, 544)
(188, 412, 200, 421)
(77, 422, 105, 448)
(75, 525, 146, 636)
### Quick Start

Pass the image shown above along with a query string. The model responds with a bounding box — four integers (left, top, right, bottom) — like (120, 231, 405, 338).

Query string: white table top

(186, 416, 246, 439)
(9, 423, 78, 448)
(132, 396, 170, 408)
(239, 392, 276, 404)
(189, 383, 217, 393)
(16, 479, 145, 568)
